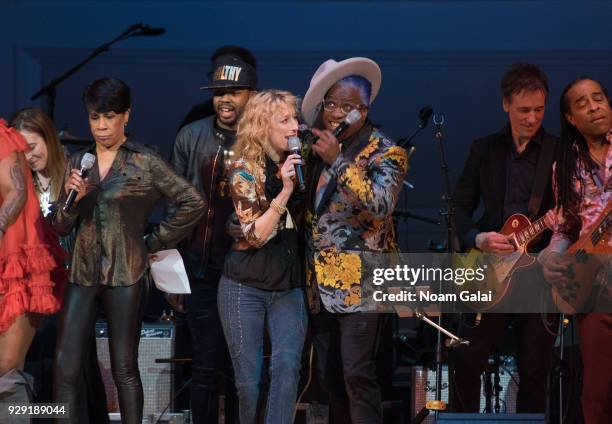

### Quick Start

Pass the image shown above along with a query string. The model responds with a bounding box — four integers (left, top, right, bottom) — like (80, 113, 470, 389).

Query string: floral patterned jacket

(228, 158, 280, 248)
(227, 157, 301, 248)
(305, 123, 409, 313)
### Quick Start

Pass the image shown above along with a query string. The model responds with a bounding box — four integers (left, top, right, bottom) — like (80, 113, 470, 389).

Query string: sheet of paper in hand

(149, 249, 191, 294)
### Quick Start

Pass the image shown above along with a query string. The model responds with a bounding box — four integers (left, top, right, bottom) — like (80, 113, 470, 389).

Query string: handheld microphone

(132, 24, 166, 37)
(331, 109, 362, 138)
(63, 153, 96, 211)
(298, 109, 362, 146)
(287, 136, 306, 193)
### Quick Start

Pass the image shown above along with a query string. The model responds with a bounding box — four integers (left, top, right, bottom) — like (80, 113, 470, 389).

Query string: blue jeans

(217, 276, 308, 424)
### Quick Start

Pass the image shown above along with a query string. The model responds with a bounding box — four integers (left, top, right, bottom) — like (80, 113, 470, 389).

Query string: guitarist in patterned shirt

(540, 77, 612, 424)
(451, 63, 559, 413)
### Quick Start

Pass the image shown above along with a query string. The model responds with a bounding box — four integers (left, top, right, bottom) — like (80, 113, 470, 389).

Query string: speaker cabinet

(412, 359, 520, 423)
(411, 365, 450, 424)
(96, 321, 175, 418)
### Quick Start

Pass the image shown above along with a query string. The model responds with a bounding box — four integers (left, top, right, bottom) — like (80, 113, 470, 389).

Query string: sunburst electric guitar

(460, 213, 550, 311)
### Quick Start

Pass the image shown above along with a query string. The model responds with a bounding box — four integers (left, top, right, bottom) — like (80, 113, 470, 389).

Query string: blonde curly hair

(234, 89, 299, 163)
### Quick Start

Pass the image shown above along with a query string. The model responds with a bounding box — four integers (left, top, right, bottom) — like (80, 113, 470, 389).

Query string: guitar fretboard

(590, 208, 612, 246)
(515, 216, 548, 247)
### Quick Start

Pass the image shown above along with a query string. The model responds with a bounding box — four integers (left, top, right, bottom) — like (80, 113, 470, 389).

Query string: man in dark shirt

(451, 63, 558, 413)
(169, 56, 257, 424)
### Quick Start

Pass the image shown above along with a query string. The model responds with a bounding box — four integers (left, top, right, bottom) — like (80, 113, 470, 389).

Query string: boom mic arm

(397, 105, 433, 150)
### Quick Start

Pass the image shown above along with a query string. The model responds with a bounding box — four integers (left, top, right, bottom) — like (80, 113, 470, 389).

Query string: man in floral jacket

(302, 57, 408, 423)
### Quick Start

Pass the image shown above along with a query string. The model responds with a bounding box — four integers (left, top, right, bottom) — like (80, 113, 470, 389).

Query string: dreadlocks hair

(555, 76, 610, 224)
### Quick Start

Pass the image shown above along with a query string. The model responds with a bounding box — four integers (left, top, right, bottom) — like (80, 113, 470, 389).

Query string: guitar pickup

(506, 235, 519, 251)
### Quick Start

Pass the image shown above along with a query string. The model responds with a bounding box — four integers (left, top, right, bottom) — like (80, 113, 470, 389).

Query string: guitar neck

(568, 199, 612, 253)
(515, 216, 548, 247)
(588, 205, 612, 247)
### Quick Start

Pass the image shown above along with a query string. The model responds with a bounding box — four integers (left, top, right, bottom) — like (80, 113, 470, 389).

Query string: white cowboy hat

(301, 57, 381, 126)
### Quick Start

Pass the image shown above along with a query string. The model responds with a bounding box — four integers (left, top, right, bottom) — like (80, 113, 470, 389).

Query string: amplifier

(411, 365, 450, 424)
(412, 359, 519, 423)
(96, 321, 175, 418)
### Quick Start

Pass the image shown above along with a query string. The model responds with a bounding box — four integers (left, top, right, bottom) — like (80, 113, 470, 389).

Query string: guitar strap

(528, 132, 556, 219)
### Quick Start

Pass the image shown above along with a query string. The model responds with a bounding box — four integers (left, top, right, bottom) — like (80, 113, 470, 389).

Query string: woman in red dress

(0, 119, 63, 402)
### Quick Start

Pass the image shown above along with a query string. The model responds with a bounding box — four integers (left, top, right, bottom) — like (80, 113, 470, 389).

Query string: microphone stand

(397, 124, 423, 151)
(434, 114, 461, 254)
(434, 114, 454, 420)
(412, 114, 467, 424)
(31, 23, 154, 120)
(393, 209, 440, 226)
(397, 105, 433, 151)
(397, 106, 432, 191)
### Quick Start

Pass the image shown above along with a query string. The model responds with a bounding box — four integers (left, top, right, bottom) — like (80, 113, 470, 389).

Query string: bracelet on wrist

(269, 199, 287, 215)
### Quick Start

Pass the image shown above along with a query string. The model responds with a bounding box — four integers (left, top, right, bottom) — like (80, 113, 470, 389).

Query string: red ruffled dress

(0, 120, 64, 333)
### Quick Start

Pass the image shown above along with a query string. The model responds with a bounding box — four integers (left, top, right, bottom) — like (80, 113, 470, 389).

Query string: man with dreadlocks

(541, 77, 612, 424)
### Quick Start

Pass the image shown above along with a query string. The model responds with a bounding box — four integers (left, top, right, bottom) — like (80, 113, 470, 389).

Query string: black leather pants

(53, 280, 148, 424)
